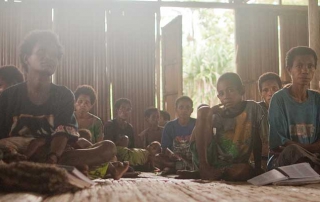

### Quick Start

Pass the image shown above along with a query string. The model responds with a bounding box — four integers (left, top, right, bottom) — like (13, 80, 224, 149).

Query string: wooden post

(308, 0, 320, 90)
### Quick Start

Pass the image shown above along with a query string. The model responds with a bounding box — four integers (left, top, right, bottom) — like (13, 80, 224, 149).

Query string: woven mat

(1, 173, 320, 202)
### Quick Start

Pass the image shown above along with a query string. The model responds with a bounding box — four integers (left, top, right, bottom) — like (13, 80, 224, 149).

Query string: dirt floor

(1, 173, 320, 202)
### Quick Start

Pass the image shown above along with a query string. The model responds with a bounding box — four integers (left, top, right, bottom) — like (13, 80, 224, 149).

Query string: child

(257, 72, 282, 110)
(138, 107, 163, 148)
(0, 65, 24, 95)
(104, 98, 135, 148)
(0, 30, 128, 180)
(161, 96, 196, 170)
(257, 72, 282, 169)
(117, 141, 177, 171)
(74, 85, 104, 144)
(159, 110, 170, 127)
(178, 72, 267, 181)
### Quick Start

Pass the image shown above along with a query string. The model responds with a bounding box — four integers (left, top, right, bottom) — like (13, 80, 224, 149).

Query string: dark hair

(144, 107, 159, 118)
(0, 65, 24, 86)
(74, 85, 97, 105)
(286, 46, 317, 69)
(19, 30, 64, 72)
(114, 98, 131, 111)
(78, 129, 92, 142)
(217, 72, 244, 95)
(175, 96, 193, 108)
(258, 72, 282, 93)
(160, 110, 170, 121)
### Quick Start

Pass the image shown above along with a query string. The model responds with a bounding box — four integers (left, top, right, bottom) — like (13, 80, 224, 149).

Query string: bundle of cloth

(0, 148, 80, 194)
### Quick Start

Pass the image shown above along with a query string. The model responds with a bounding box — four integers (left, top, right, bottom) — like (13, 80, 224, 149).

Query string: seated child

(257, 72, 282, 169)
(161, 96, 196, 170)
(138, 107, 163, 148)
(159, 110, 170, 127)
(117, 140, 178, 172)
(104, 98, 135, 148)
(0, 30, 128, 180)
(74, 85, 104, 143)
(178, 72, 267, 181)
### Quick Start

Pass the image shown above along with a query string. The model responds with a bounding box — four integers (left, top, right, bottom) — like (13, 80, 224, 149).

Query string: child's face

(75, 94, 93, 113)
(288, 55, 316, 86)
(217, 79, 243, 109)
(146, 111, 160, 126)
(176, 100, 193, 119)
(158, 115, 167, 126)
(117, 103, 132, 120)
(260, 80, 280, 106)
(26, 42, 60, 76)
(147, 142, 162, 155)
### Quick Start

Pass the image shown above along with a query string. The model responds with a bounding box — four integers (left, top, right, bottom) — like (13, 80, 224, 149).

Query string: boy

(104, 98, 135, 148)
(0, 30, 128, 180)
(178, 72, 266, 180)
(0, 65, 24, 95)
(161, 96, 196, 170)
(138, 107, 163, 148)
(74, 85, 104, 143)
(159, 110, 170, 127)
(257, 72, 282, 169)
(258, 72, 282, 110)
(268, 47, 320, 171)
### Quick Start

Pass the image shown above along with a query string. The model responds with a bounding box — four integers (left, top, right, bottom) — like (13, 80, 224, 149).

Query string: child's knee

(99, 140, 117, 158)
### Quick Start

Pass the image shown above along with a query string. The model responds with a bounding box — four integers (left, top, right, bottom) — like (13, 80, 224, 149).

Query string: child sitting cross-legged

(178, 72, 267, 181)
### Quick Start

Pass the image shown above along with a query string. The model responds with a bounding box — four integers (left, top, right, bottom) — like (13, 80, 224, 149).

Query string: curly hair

(74, 85, 97, 105)
(286, 46, 317, 69)
(217, 72, 244, 95)
(175, 96, 193, 108)
(258, 72, 282, 93)
(114, 98, 131, 111)
(19, 30, 63, 72)
(160, 110, 170, 121)
(144, 107, 159, 118)
(0, 65, 24, 86)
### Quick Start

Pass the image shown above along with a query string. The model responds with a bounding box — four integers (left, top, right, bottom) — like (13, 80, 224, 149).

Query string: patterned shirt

(0, 82, 78, 141)
(161, 118, 196, 162)
(211, 101, 267, 167)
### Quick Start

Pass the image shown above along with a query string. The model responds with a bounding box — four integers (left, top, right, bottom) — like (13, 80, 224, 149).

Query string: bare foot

(108, 161, 129, 180)
(199, 164, 223, 180)
(176, 170, 200, 179)
(161, 167, 176, 176)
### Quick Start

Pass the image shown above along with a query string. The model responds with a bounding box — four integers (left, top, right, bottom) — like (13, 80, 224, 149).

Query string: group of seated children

(0, 29, 319, 182)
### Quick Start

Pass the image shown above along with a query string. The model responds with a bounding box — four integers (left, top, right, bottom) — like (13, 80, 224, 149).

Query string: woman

(268, 46, 320, 171)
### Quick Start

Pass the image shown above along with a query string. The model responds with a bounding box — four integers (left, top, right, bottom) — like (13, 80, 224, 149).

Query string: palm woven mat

(1, 172, 320, 202)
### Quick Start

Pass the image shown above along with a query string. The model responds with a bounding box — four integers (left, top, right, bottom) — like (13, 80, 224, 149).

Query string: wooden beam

(308, 0, 320, 90)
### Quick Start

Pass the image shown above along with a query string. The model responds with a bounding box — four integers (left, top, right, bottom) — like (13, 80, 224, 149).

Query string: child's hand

(211, 104, 224, 114)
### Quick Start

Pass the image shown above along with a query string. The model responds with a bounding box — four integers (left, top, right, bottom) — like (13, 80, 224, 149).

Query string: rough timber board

(1, 174, 320, 202)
